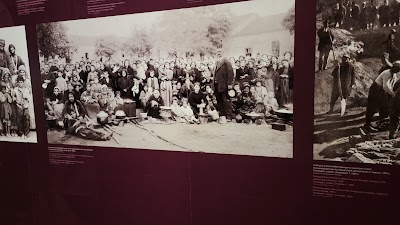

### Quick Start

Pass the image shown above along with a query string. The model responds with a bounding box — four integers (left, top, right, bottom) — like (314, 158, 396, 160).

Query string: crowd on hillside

(41, 51, 294, 138)
(0, 39, 34, 139)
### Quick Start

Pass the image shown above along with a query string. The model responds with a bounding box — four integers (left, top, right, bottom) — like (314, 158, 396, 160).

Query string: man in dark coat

(0, 39, 13, 73)
(350, 1, 361, 30)
(8, 44, 25, 74)
(42, 64, 56, 98)
(317, 20, 334, 72)
(367, 0, 378, 29)
(391, 0, 400, 26)
(333, 3, 346, 27)
(359, 2, 368, 30)
(214, 48, 234, 123)
(378, 0, 391, 27)
(328, 54, 355, 114)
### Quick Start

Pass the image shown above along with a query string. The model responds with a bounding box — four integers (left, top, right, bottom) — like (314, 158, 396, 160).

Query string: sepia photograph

(0, 26, 37, 143)
(314, 0, 400, 164)
(37, 0, 294, 157)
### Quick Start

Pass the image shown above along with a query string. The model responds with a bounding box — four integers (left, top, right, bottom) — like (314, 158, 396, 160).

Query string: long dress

(0, 92, 12, 131)
(160, 69, 173, 107)
(257, 67, 276, 97)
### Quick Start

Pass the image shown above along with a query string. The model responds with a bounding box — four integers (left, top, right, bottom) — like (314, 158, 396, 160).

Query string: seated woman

(63, 92, 111, 141)
(117, 69, 133, 98)
(145, 89, 164, 119)
(139, 86, 152, 109)
(63, 92, 86, 129)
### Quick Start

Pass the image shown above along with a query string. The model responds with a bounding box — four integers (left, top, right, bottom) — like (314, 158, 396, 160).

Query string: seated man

(188, 82, 206, 117)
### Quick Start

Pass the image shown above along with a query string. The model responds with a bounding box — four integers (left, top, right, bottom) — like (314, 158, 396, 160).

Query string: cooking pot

(115, 110, 126, 119)
(97, 111, 109, 125)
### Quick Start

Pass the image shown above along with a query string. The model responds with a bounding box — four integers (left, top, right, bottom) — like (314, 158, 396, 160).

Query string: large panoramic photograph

(314, 0, 400, 164)
(37, 0, 295, 157)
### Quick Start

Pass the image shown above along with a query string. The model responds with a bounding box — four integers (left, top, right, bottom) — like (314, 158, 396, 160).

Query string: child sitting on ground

(170, 96, 184, 122)
(114, 91, 124, 106)
(180, 97, 199, 124)
(264, 92, 279, 113)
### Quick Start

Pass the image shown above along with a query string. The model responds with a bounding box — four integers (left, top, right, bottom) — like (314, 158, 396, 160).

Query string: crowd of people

(41, 49, 294, 138)
(0, 39, 34, 139)
(327, 0, 400, 31)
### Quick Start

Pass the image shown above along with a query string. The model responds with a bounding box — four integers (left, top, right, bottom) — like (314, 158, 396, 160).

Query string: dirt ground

(47, 121, 293, 158)
(0, 131, 37, 143)
(313, 106, 389, 162)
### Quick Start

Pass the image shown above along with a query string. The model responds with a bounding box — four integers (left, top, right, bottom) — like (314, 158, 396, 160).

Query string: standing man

(328, 54, 355, 114)
(391, 0, 400, 26)
(214, 48, 234, 124)
(350, 1, 361, 30)
(378, 0, 391, 27)
(367, 0, 378, 29)
(8, 44, 25, 74)
(0, 39, 13, 73)
(317, 20, 334, 72)
(360, 2, 368, 30)
(333, 3, 346, 28)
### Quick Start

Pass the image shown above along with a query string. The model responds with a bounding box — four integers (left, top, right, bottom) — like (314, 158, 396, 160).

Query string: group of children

(0, 67, 32, 138)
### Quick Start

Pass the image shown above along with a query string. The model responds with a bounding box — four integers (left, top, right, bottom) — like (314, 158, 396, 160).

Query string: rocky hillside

(314, 26, 382, 113)
(314, 58, 379, 113)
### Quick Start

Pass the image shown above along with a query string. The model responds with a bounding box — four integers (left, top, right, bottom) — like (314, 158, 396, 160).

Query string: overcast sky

(63, 0, 295, 38)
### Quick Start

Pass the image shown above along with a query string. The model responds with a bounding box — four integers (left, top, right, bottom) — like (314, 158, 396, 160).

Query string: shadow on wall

(0, 2, 14, 28)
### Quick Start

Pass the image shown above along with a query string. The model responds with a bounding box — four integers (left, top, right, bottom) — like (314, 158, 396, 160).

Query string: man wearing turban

(0, 39, 14, 73)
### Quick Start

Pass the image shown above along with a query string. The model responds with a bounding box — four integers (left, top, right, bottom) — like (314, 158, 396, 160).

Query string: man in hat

(12, 76, 31, 139)
(214, 48, 234, 123)
(8, 44, 25, 74)
(328, 54, 355, 114)
(0, 39, 13, 73)
(317, 20, 334, 72)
